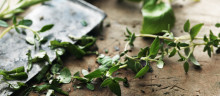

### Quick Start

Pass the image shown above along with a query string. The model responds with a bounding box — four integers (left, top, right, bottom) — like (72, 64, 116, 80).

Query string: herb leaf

(149, 37, 160, 58)
(184, 62, 189, 73)
(108, 80, 121, 96)
(184, 20, 190, 32)
(189, 54, 200, 66)
(18, 19, 32, 26)
(39, 24, 54, 32)
(58, 67, 72, 83)
(50, 40, 85, 58)
(86, 83, 94, 91)
(101, 78, 112, 87)
(26, 50, 33, 72)
(84, 69, 103, 79)
(215, 23, 220, 28)
(190, 23, 204, 40)
(135, 64, 149, 78)
(126, 59, 142, 73)
(0, 20, 8, 27)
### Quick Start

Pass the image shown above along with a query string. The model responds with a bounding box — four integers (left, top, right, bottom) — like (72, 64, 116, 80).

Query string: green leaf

(73, 71, 80, 77)
(149, 37, 160, 58)
(58, 67, 72, 83)
(13, 16, 17, 25)
(215, 23, 220, 28)
(70, 36, 96, 50)
(73, 76, 88, 83)
(190, 23, 204, 40)
(209, 30, 217, 41)
(135, 64, 149, 78)
(109, 80, 121, 96)
(18, 19, 32, 26)
(108, 65, 119, 76)
(141, 0, 175, 34)
(178, 52, 186, 61)
(15, 26, 20, 33)
(51, 64, 62, 74)
(189, 54, 200, 66)
(113, 77, 125, 82)
(84, 69, 103, 79)
(4, 66, 25, 74)
(125, 28, 136, 47)
(50, 40, 85, 58)
(34, 84, 68, 96)
(34, 84, 51, 92)
(49, 85, 69, 96)
(156, 60, 164, 69)
(168, 42, 176, 47)
(25, 37, 35, 45)
(137, 46, 149, 58)
(184, 20, 190, 32)
(6, 72, 28, 80)
(32, 50, 51, 64)
(203, 35, 208, 42)
(10, 82, 26, 90)
(126, 59, 142, 73)
(101, 78, 112, 87)
(39, 24, 54, 32)
(86, 83, 94, 91)
(26, 50, 32, 72)
(178, 43, 189, 47)
(183, 62, 189, 73)
(169, 48, 176, 57)
(0, 20, 8, 27)
(34, 65, 49, 83)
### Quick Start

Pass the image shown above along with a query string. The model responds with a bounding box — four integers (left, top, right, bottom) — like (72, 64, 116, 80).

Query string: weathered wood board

(2, 0, 220, 96)
(54, 0, 220, 96)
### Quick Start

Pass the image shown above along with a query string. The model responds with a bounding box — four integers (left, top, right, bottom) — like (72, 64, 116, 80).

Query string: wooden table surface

(2, 0, 220, 96)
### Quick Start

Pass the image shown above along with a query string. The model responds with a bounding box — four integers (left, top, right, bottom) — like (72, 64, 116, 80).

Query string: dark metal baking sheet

(0, 0, 106, 95)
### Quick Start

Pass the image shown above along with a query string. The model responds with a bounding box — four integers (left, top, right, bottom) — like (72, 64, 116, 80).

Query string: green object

(86, 83, 94, 91)
(149, 37, 160, 58)
(18, 19, 33, 26)
(183, 62, 189, 73)
(38, 24, 54, 32)
(84, 69, 103, 79)
(58, 67, 72, 83)
(0, 20, 8, 27)
(184, 20, 190, 32)
(215, 23, 220, 28)
(135, 64, 149, 78)
(190, 23, 204, 40)
(108, 80, 121, 96)
(141, 0, 175, 34)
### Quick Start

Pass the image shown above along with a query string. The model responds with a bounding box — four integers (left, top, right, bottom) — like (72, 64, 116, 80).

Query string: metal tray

(0, 0, 106, 95)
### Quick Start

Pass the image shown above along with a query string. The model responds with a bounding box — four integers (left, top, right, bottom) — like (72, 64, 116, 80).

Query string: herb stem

(17, 25, 41, 40)
(0, 25, 14, 39)
(136, 34, 204, 40)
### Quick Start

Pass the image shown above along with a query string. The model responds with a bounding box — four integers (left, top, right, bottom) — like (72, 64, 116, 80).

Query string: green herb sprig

(73, 20, 220, 96)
